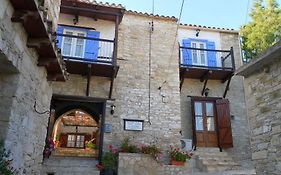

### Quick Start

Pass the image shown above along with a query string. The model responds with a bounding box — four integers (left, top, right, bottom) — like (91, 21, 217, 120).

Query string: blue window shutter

(84, 30, 100, 60)
(56, 25, 64, 49)
(207, 41, 217, 67)
(182, 39, 192, 65)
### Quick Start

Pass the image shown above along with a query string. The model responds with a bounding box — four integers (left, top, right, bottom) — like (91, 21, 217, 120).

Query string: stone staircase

(193, 148, 256, 175)
(41, 156, 100, 175)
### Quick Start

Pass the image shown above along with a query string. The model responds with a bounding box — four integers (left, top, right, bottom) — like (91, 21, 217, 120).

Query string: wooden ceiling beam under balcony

(9, 0, 67, 81)
(60, 0, 124, 22)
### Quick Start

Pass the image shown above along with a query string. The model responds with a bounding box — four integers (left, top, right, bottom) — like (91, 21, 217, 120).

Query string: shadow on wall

(0, 53, 20, 141)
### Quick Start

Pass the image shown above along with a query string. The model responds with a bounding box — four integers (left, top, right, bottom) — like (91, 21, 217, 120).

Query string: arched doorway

(51, 109, 100, 157)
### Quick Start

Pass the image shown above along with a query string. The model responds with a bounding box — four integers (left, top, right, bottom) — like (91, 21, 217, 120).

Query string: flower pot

(103, 169, 115, 175)
(171, 160, 185, 166)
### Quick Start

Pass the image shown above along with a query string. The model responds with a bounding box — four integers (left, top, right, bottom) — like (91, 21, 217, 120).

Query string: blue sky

(102, 0, 281, 30)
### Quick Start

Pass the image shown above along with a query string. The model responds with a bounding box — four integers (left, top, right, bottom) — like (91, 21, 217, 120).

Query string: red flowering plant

(169, 146, 192, 162)
(43, 137, 55, 158)
(140, 144, 163, 163)
(96, 144, 119, 174)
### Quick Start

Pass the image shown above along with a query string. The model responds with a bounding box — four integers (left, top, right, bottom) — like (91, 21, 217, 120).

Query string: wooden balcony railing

(56, 33, 116, 66)
(179, 46, 235, 71)
(179, 47, 235, 81)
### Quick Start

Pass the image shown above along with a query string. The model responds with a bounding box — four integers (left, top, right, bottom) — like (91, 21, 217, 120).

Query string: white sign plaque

(124, 119, 144, 131)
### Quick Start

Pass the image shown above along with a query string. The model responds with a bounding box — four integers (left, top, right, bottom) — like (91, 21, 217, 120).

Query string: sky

(101, 0, 281, 30)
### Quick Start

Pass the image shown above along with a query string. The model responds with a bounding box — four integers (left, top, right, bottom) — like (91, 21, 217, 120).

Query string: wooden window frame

(191, 41, 207, 66)
(66, 133, 87, 149)
(62, 29, 86, 58)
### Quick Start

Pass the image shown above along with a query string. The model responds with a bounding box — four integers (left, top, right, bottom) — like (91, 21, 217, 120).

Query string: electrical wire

(245, 0, 250, 24)
(159, 0, 185, 89)
(147, 0, 155, 125)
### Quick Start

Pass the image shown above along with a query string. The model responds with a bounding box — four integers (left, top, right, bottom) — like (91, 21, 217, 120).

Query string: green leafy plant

(241, 0, 281, 60)
(0, 140, 17, 175)
(120, 138, 139, 153)
(169, 146, 192, 162)
(98, 144, 118, 174)
(85, 140, 95, 149)
(140, 144, 163, 162)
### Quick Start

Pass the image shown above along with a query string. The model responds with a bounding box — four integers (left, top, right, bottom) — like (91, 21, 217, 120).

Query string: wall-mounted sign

(104, 123, 113, 133)
(124, 119, 144, 131)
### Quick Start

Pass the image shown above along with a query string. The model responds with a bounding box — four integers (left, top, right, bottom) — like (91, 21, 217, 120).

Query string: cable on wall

(159, 0, 185, 90)
(147, 0, 155, 125)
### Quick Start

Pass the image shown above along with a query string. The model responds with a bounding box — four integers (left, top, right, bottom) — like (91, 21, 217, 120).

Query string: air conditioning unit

(180, 139, 192, 151)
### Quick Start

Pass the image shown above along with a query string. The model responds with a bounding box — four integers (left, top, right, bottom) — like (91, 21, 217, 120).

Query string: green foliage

(169, 146, 192, 162)
(85, 140, 95, 149)
(241, 0, 281, 59)
(120, 138, 140, 153)
(101, 145, 118, 173)
(0, 141, 17, 175)
(140, 145, 162, 162)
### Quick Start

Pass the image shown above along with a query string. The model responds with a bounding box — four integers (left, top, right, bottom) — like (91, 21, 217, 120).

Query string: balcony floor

(180, 67, 234, 81)
(65, 59, 118, 78)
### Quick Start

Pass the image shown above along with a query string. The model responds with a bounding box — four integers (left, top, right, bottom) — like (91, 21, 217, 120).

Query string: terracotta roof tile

(180, 23, 237, 32)
(125, 10, 177, 20)
(75, 0, 125, 9)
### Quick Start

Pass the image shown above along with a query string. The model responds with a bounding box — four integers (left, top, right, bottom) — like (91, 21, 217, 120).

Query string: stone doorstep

(42, 156, 100, 175)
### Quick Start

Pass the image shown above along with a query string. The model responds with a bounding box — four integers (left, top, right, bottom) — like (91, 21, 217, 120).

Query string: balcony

(57, 31, 118, 78)
(179, 46, 235, 82)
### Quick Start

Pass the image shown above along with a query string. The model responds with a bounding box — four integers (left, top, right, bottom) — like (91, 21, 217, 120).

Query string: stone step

(206, 164, 240, 172)
(201, 160, 240, 166)
(198, 156, 234, 161)
(41, 156, 100, 175)
(195, 147, 222, 153)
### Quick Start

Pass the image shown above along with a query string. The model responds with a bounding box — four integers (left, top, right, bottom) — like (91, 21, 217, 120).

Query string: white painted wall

(58, 13, 115, 60)
(59, 13, 115, 40)
(178, 27, 223, 67)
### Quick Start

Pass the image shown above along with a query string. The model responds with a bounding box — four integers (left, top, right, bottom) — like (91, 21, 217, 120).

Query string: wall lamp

(73, 15, 79, 25)
(203, 88, 210, 97)
(110, 105, 116, 115)
(196, 29, 201, 37)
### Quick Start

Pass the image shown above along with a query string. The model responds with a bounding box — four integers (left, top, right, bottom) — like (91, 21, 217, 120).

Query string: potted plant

(85, 138, 96, 150)
(169, 146, 192, 166)
(97, 144, 118, 175)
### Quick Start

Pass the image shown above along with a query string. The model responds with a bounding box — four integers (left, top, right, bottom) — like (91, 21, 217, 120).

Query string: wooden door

(216, 99, 233, 148)
(193, 100, 218, 147)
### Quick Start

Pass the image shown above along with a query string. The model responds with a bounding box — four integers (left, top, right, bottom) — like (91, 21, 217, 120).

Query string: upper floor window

(182, 39, 217, 67)
(62, 30, 86, 58)
(57, 25, 100, 61)
(191, 41, 207, 66)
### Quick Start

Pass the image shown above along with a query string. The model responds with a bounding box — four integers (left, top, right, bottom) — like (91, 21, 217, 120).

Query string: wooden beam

(200, 70, 212, 82)
(180, 76, 184, 91)
(180, 69, 186, 91)
(223, 77, 232, 98)
(11, 11, 38, 23)
(201, 78, 209, 96)
(37, 58, 57, 66)
(98, 102, 106, 163)
(113, 16, 119, 66)
(86, 64, 92, 96)
(60, 5, 123, 17)
(221, 72, 234, 83)
(27, 38, 51, 48)
(47, 74, 61, 81)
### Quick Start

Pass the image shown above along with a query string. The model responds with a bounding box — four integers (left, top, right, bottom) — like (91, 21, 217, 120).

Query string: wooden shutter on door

(60, 133, 68, 148)
(182, 39, 192, 66)
(216, 99, 233, 148)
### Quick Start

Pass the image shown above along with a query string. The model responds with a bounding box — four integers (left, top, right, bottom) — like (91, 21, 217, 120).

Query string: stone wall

(118, 153, 192, 175)
(0, 0, 60, 174)
(106, 13, 181, 149)
(52, 13, 182, 151)
(180, 31, 252, 167)
(243, 58, 281, 174)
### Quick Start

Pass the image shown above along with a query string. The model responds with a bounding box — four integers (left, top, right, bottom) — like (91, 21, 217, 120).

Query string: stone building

(1, 0, 255, 174)
(237, 40, 281, 175)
